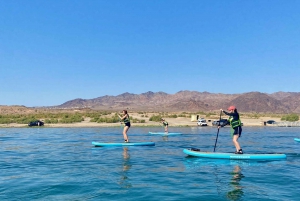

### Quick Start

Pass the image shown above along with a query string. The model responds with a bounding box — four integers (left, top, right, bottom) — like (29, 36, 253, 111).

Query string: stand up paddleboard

(183, 149, 286, 160)
(92, 141, 155, 147)
(294, 138, 300, 142)
(149, 132, 182, 135)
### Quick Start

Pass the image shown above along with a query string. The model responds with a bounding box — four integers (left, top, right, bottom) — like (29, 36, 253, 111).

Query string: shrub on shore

(59, 114, 84, 123)
(149, 115, 162, 122)
(281, 114, 299, 121)
(0, 114, 38, 124)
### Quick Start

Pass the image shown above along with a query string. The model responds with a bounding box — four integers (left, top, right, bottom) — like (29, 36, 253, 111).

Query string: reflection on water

(183, 157, 286, 169)
(183, 158, 246, 200)
(119, 147, 132, 188)
(1, 127, 298, 200)
(183, 157, 257, 169)
(183, 157, 286, 201)
(162, 136, 168, 141)
(227, 165, 244, 201)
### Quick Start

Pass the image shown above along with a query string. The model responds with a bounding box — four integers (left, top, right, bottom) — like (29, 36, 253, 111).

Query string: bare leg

(232, 135, 241, 151)
(165, 126, 168, 133)
(123, 126, 130, 142)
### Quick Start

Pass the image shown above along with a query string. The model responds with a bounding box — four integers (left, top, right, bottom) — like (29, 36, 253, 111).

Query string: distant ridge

(56, 91, 300, 113)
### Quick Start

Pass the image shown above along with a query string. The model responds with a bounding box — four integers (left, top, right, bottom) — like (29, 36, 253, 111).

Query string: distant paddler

(118, 110, 131, 143)
(160, 118, 169, 133)
(219, 106, 243, 154)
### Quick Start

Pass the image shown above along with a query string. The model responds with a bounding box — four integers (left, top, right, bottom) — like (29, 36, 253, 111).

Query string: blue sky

(1, 0, 299, 106)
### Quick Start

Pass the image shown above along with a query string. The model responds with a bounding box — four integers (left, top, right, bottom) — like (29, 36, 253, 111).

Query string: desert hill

(54, 91, 299, 113)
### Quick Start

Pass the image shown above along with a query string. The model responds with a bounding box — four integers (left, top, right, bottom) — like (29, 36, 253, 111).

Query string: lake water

(0, 127, 299, 201)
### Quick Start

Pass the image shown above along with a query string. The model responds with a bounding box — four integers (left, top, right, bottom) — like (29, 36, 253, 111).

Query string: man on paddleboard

(220, 106, 243, 154)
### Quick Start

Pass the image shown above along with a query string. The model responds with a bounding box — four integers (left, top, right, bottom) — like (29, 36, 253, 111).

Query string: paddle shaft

(117, 114, 123, 128)
(213, 111, 222, 152)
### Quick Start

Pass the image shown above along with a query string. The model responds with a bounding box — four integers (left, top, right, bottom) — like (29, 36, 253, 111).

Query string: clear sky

(1, 0, 299, 106)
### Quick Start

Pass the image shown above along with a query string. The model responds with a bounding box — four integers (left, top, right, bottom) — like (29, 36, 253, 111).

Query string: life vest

(162, 121, 168, 126)
(123, 114, 130, 124)
(228, 115, 241, 128)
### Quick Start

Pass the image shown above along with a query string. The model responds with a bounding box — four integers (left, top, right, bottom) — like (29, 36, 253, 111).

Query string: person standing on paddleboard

(161, 118, 169, 133)
(219, 106, 243, 154)
(118, 110, 130, 143)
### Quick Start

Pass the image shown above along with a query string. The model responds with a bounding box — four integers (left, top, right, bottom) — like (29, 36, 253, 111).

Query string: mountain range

(56, 91, 300, 113)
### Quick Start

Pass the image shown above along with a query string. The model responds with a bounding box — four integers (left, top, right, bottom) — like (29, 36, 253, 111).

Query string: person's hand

(220, 109, 223, 111)
(218, 126, 220, 129)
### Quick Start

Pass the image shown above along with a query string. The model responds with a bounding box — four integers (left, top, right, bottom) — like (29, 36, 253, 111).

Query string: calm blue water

(0, 127, 299, 201)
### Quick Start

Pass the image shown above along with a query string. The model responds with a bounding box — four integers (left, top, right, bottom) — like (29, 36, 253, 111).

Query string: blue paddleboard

(294, 138, 300, 142)
(92, 141, 155, 147)
(183, 149, 286, 160)
(149, 132, 182, 135)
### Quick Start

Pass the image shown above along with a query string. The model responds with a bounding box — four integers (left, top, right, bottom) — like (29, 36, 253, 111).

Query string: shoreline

(0, 118, 279, 128)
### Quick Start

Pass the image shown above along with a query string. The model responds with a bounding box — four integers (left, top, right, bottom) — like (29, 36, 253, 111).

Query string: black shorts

(125, 122, 131, 127)
(233, 126, 242, 137)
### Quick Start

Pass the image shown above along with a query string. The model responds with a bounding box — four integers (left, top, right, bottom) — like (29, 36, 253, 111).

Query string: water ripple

(0, 127, 299, 200)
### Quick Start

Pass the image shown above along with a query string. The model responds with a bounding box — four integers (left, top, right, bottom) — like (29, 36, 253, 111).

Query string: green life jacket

(228, 115, 241, 128)
(123, 114, 130, 124)
(162, 121, 168, 126)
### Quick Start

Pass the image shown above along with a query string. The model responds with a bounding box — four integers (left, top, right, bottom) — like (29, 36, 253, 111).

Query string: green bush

(59, 114, 84, 123)
(149, 115, 162, 122)
(281, 114, 299, 121)
(131, 118, 146, 123)
(0, 114, 39, 124)
(45, 119, 58, 124)
(96, 116, 119, 123)
(85, 113, 102, 118)
(0, 118, 13, 124)
(168, 114, 177, 118)
(90, 117, 99, 122)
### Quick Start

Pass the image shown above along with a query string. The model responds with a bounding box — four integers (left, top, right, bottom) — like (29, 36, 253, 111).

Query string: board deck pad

(183, 148, 286, 160)
(92, 141, 155, 147)
(148, 132, 182, 135)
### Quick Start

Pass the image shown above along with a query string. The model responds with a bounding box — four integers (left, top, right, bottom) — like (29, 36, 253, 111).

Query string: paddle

(117, 113, 123, 128)
(213, 110, 222, 152)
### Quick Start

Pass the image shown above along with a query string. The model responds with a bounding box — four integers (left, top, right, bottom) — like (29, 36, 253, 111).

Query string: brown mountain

(281, 93, 300, 113)
(56, 91, 300, 113)
(223, 92, 289, 113)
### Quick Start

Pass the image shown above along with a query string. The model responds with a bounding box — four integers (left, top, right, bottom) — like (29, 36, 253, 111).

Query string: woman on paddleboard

(220, 106, 243, 154)
(118, 110, 130, 143)
(161, 118, 169, 133)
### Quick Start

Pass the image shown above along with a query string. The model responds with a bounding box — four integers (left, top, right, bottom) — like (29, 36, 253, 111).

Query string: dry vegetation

(0, 105, 295, 128)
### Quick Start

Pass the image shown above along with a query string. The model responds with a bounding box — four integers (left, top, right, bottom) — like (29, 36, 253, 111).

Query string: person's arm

(222, 110, 233, 116)
(118, 114, 127, 120)
(225, 111, 239, 119)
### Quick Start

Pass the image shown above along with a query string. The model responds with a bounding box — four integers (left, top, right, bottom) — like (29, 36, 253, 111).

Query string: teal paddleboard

(183, 149, 286, 160)
(92, 141, 155, 147)
(149, 132, 182, 135)
(294, 138, 300, 142)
